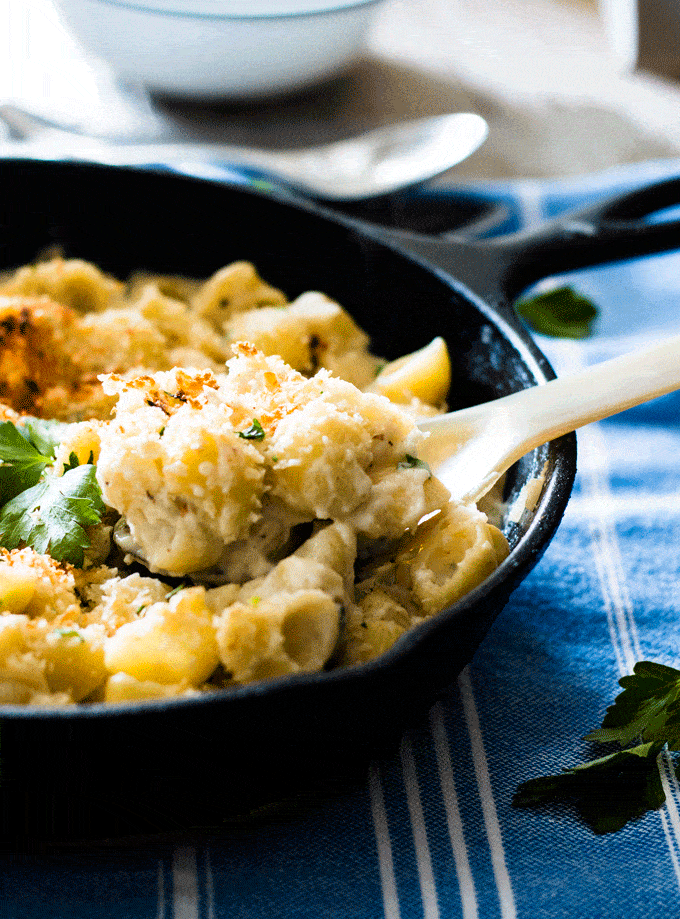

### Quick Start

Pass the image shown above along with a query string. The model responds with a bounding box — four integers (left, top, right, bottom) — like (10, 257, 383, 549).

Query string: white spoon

(418, 333, 680, 504)
(0, 107, 488, 202)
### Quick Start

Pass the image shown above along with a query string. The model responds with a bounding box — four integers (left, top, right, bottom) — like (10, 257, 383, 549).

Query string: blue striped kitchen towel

(4, 157, 680, 918)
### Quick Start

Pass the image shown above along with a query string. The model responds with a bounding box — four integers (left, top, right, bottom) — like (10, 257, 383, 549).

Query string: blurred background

(4, 0, 680, 181)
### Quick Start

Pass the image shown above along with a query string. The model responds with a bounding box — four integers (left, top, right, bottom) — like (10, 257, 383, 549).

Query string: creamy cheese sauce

(0, 257, 508, 705)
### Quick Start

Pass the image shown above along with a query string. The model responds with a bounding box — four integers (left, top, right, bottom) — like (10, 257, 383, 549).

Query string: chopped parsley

(238, 419, 265, 441)
(397, 454, 432, 477)
(52, 627, 85, 642)
(166, 582, 188, 599)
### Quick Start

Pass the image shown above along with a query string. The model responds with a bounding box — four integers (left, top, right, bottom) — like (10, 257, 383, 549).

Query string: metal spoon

(0, 105, 488, 201)
(418, 333, 680, 505)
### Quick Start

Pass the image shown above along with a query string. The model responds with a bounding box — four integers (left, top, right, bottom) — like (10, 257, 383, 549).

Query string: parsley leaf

(0, 464, 105, 566)
(397, 454, 432, 477)
(62, 452, 81, 474)
(585, 661, 680, 749)
(515, 286, 598, 339)
(514, 660, 680, 833)
(513, 742, 665, 835)
(17, 417, 71, 459)
(0, 420, 52, 503)
(238, 419, 265, 441)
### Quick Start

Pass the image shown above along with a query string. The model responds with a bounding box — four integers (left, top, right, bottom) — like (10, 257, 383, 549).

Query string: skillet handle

(363, 176, 680, 321)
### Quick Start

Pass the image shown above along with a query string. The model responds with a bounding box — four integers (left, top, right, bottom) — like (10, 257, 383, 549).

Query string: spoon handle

(494, 332, 680, 445)
(421, 333, 680, 503)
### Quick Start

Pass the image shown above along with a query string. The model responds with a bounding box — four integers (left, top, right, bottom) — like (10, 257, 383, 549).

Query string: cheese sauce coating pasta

(0, 257, 508, 705)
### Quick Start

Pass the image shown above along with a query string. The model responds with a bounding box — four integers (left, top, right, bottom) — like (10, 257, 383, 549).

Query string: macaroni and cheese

(0, 257, 508, 705)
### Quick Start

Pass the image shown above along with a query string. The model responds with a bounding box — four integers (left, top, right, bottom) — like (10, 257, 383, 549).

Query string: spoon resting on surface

(0, 106, 488, 202)
(418, 333, 680, 505)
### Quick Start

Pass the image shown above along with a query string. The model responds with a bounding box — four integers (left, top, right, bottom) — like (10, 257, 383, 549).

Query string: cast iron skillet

(0, 160, 679, 838)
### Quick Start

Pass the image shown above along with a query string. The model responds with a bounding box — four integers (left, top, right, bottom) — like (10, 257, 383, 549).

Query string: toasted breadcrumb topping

(0, 256, 508, 705)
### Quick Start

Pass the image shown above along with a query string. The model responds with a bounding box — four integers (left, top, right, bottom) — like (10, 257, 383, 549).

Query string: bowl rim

(57, 0, 384, 21)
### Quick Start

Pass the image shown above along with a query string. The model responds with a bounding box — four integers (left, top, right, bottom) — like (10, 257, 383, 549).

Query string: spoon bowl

(0, 107, 488, 202)
(420, 332, 680, 504)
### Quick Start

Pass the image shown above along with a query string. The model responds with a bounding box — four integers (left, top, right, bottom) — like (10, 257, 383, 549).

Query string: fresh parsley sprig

(17, 417, 72, 460)
(515, 286, 599, 339)
(0, 420, 53, 503)
(585, 661, 680, 749)
(0, 416, 74, 505)
(0, 463, 105, 567)
(514, 661, 680, 833)
(0, 417, 107, 567)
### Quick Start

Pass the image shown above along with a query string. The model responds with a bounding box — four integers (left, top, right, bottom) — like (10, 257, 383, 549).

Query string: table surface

(5, 0, 680, 180)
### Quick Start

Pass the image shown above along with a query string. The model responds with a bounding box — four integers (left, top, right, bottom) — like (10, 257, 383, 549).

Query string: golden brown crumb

(0, 296, 77, 412)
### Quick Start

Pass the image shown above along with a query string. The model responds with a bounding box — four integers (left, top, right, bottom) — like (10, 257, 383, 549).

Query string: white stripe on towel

(172, 847, 199, 919)
(579, 422, 642, 670)
(429, 702, 478, 919)
(369, 760, 402, 919)
(514, 180, 546, 230)
(157, 859, 166, 919)
(204, 849, 216, 919)
(567, 491, 680, 520)
(458, 668, 516, 919)
(400, 734, 440, 919)
(658, 753, 680, 876)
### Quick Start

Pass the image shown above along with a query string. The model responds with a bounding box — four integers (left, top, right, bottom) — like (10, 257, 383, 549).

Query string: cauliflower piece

(342, 588, 415, 666)
(0, 257, 124, 313)
(239, 521, 357, 609)
(40, 623, 107, 701)
(191, 261, 287, 327)
(104, 586, 218, 685)
(228, 291, 380, 388)
(0, 614, 107, 704)
(0, 296, 79, 413)
(96, 368, 266, 575)
(268, 393, 444, 533)
(395, 503, 510, 614)
(369, 336, 451, 407)
(78, 570, 171, 635)
(214, 589, 340, 684)
(0, 615, 49, 701)
(0, 548, 81, 621)
(104, 672, 195, 703)
(132, 283, 230, 368)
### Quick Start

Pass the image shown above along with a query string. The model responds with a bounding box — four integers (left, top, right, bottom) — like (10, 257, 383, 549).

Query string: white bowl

(54, 0, 385, 100)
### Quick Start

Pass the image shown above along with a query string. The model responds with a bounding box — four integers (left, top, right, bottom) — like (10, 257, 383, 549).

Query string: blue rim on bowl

(71, 0, 384, 20)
